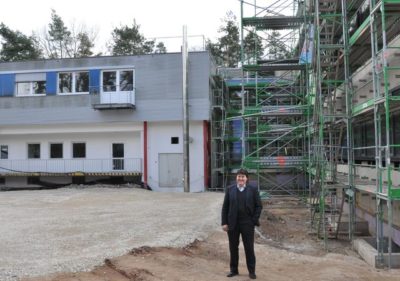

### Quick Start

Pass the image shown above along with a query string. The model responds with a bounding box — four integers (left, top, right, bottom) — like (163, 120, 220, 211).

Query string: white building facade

(0, 52, 215, 192)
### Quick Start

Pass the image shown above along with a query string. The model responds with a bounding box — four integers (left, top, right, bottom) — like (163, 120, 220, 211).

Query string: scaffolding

(310, 0, 354, 247)
(308, 0, 400, 262)
(210, 0, 400, 267)
(210, 72, 229, 191)
(349, 0, 400, 268)
(310, 0, 400, 265)
(232, 0, 309, 197)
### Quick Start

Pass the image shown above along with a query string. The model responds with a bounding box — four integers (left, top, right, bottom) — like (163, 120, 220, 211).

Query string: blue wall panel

(46, 72, 57, 95)
(0, 74, 15, 96)
(89, 69, 100, 94)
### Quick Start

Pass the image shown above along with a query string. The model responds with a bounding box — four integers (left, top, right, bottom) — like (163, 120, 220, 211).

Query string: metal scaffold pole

(341, 0, 355, 243)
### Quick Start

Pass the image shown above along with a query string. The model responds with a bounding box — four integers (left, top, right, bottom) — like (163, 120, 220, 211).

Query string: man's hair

(237, 168, 249, 178)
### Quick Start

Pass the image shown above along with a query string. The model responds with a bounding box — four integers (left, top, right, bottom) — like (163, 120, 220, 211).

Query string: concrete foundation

(354, 237, 400, 268)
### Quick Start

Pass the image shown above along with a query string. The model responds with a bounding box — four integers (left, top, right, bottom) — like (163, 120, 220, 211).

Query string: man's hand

(222, 224, 229, 232)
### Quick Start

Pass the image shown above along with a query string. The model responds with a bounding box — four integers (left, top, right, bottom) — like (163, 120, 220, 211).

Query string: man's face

(236, 174, 248, 187)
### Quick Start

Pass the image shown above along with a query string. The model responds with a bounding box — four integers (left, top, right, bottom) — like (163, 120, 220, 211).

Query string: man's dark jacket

(221, 184, 263, 230)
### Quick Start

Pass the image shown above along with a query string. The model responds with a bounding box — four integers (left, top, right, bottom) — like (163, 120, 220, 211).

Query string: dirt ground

(23, 196, 400, 281)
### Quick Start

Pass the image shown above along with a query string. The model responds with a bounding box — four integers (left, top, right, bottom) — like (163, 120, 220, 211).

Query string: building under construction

(210, 0, 400, 268)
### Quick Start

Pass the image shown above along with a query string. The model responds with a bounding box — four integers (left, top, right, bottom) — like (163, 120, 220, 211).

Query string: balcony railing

(0, 158, 142, 175)
(90, 86, 135, 110)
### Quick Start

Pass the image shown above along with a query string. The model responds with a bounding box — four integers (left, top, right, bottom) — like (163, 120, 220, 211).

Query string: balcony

(90, 87, 135, 110)
(0, 158, 142, 176)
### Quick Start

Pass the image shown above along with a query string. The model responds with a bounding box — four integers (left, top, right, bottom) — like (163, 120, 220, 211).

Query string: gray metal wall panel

(0, 96, 209, 124)
(136, 54, 182, 101)
(0, 53, 211, 100)
(188, 53, 210, 99)
(0, 52, 213, 125)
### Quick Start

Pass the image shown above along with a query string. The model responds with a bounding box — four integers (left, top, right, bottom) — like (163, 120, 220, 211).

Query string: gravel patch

(0, 186, 223, 280)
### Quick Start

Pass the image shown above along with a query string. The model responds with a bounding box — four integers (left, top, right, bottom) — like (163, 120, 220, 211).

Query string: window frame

(58, 72, 73, 94)
(72, 142, 86, 158)
(50, 143, 63, 159)
(101, 69, 134, 93)
(28, 143, 41, 159)
(75, 72, 89, 93)
(112, 143, 125, 170)
(16, 81, 46, 97)
(58, 71, 89, 95)
(0, 145, 8, 159)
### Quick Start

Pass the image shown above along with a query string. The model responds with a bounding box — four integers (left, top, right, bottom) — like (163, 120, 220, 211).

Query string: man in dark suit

(221, 168, 263, 280)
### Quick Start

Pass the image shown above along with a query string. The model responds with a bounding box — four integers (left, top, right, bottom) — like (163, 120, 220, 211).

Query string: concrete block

(354, 237, 400, 268)
(354, 238, 377, 267)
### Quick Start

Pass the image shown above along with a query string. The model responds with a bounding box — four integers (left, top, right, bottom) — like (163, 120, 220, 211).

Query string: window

(119, 70, 133, 91)
(171, 137, 179, 144)
(28, 144, 40, 159)
(102, 70, 134, 92)
(59, 73, 72, 93)
(103, 71, 117, 92)
(112, 143, 124, 170)
(113, 143, 124, 158)
(59, 71, 89, 94)
(50, 143, 63, 159)
(73, 143, 86, 158)
(33, 81, 46, 94)
(16, 82, 30, 96)
(0, 145, 8, 159)
(16, 81, 46, 96)
(75, 72, 89, 92)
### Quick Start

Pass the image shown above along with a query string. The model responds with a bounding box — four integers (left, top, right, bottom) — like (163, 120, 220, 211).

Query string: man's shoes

(249, 273, 257, 279)
(226, 271, 239, 277)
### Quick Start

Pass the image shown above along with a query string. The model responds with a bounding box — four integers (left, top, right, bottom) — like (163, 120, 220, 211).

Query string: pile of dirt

(258, 197, 354, 256)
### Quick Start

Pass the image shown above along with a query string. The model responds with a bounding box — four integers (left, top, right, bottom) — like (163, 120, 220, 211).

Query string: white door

(159, 153, 183, 187)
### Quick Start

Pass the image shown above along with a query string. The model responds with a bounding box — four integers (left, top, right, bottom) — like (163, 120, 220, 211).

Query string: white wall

(0, 129, 142, 160)
(147, 121, 205, 192)
(0, 123, 143, 187)
(338, 163, 400, 186)
(333, 35, 400, 112)
(1, 121, 207, 192)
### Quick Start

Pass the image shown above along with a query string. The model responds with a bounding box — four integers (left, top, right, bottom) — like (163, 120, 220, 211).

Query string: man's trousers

(227, 221, 255, 274)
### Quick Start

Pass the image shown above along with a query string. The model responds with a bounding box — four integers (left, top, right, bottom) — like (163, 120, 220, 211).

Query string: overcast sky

(0, 0, 241, 53)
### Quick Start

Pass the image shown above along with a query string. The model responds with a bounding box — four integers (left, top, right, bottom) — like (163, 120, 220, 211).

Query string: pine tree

(218, 12, 241, 67)
(267, 30, 291, 60)
(35, 10, 97, 58)
(243, 30, 264, 64)
(109, 20, 164, 55)
(206, 11, 241, 67)
(47, 9, 72, 58)
(155, 42, 167, 54)
(0, 23, 42, 61)
(76, 32, 94, 57)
